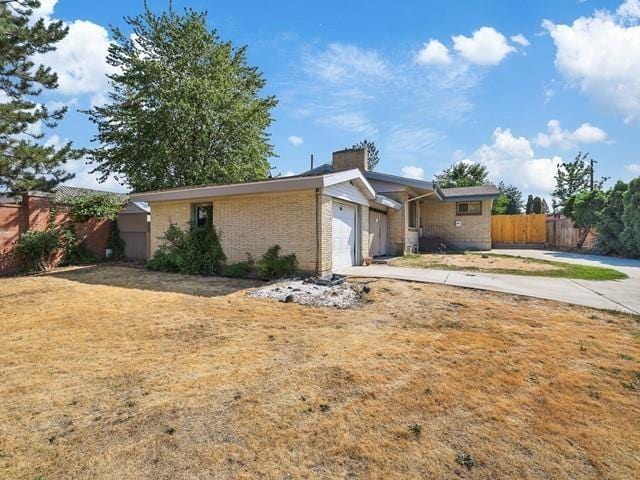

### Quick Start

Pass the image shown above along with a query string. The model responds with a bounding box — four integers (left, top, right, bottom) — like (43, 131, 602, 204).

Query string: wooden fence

(491, 214, 546, 245)
(545, 216, 596, 250)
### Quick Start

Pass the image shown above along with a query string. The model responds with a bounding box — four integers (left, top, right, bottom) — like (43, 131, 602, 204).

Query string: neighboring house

(53, 185, 129, 203)
(130, 148, 499, 274)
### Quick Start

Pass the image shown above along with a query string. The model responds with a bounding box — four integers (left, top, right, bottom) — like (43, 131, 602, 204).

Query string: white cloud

(627, 163, 640, 174)
(510, 34, 530, 47)
(401, 165, 425, 180)
(466, 128, 561, 195)
(618, 0, 640, 19)
(35, 19, 116, 96)
(320, 112, 378, 136)
(63, 157, 128, 193)
(543, 5, 640, 120)
(452, 27, 516, 65)
(305, 43, 389, 83)
(534, 119, 607, 149)
(31, 0, 58, 21)
(287, 135, 304, 146)
(415, 40, 452, 65)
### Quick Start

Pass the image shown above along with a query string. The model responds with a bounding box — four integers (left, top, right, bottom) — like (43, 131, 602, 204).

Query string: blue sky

(30, 0, 640, 197)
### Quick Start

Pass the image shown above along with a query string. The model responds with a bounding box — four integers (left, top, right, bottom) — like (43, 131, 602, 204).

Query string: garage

(332, 202, 357, 270)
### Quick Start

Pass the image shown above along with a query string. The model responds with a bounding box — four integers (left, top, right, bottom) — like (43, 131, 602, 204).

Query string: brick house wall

(0, 192, 113, 275)
(149, 190, 336, 274)
(421, 199, 492, 250)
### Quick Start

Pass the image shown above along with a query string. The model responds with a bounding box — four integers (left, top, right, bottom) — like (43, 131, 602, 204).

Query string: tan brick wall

(318, 194, 333, 275)
(383, 191, 408, 255)
(149, 201, 191, 254)
(421, 199, 492, 250)
(359, 204, 369, 262)
(149, 190, 322, 273)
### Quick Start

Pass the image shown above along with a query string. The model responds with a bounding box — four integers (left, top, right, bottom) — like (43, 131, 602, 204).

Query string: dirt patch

(1, 265, 639, 479)
(392, 252, 559, 271)
(249, 279, 364, 308)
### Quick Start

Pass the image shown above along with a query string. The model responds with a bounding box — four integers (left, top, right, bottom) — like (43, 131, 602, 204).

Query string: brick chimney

(332, 148, 368, 172)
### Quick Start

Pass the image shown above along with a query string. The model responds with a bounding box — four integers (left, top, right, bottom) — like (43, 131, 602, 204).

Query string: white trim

(130, 169, 376, 203)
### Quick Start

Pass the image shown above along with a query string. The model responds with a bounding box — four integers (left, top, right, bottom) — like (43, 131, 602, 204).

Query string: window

(408, 200, 418, 228)
(192, 203, 213, 228)
(456, 201, 482, 216)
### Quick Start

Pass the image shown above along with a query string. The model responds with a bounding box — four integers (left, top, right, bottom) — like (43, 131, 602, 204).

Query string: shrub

(146, 224, 226, 275)
(107, 222, 126, 260)
(621, 178, 640, 257)
(595, 181, 628, 255)
(14, 229, 61, 272)
(67, 193, 124, 221)
(223, 261, 252, 277)
(258, 245, 298, 279)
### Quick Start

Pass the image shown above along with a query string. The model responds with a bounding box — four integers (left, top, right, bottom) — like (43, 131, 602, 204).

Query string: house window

(192, 203, 213, 227)
(456, 201, 482, 216)
(408, 200, 418, 228)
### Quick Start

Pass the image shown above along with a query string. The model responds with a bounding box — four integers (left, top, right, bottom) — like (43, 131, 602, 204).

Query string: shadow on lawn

(48, 264, 264, 298)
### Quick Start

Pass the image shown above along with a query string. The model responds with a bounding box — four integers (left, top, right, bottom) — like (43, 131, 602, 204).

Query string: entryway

(369, 210, 388, 257)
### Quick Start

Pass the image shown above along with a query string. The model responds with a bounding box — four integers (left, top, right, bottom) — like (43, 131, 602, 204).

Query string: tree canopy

(434, 161, 489, 188)
(0, 0, 78, 193)
(352, 139, 379, 170)
(596, 181, 628, 255)
(491, 182, 522, 215)
(86, 5, 277, 192)
(552, 152, 607, 213)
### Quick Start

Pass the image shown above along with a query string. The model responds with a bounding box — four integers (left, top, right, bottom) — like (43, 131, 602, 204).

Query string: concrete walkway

(340, 250, 640, 314)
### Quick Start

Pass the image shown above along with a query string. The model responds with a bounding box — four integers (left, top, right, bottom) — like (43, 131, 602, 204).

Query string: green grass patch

(392, 252, 627, 281)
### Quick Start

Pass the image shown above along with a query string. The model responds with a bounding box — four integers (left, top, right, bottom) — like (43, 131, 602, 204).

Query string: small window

(408, 200, 418, 228)
(192, 203, 213, 228)
(456, 201, 482, 216)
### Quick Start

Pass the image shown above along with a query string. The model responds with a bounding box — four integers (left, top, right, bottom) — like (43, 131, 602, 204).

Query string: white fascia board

(322, 169, 376, 199)
(374, 194, 402, 210)
(130, 176, 325, 202)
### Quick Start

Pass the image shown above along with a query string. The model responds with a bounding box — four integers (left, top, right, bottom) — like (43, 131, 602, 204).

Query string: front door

(369, 211, 388, 257)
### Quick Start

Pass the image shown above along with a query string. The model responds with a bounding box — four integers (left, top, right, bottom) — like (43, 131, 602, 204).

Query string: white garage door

(332, 202, 356, 270)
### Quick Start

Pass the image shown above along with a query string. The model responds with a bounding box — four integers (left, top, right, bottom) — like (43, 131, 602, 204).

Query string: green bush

(621, 178, 640, 258)
(67, 193, 124, 221)
(223, 261, 252, 278)
(258, 245, 298, 279)
(595, 181, 628, 255)
(107, 222, 126, 260)
(146, 224, 226, 275)
(14, 229, 61, 272)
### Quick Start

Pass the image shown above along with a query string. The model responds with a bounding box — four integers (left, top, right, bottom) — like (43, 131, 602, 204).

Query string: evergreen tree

(596, 181, 628, 255)
(352, 139, 380, 170)
(434, 161, 489, 188)
(532, 196, 543, 214)
(0, 0, 78, 193)
(525, 195, 534, 214)
(621, 178, 640, 257)
(86, 5, 277, 192)
(491, 181, 523, 215)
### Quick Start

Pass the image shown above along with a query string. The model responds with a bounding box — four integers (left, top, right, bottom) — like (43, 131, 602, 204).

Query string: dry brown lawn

(391, 252, 559, 272)
(1, 265, 639, 480)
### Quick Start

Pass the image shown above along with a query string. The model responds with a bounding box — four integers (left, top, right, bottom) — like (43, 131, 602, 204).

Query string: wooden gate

(491, 214, 546, 245)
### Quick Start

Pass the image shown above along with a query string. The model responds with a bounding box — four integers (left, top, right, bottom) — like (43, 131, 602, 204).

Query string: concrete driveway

(341, 249, 640, 314)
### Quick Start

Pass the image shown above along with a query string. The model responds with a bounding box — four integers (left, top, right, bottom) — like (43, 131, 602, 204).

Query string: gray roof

(53, 185, 129, 202)
(438, 185, 500, 200)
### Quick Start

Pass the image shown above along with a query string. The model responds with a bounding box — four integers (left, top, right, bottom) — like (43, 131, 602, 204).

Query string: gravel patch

(249, 279, 364, 309)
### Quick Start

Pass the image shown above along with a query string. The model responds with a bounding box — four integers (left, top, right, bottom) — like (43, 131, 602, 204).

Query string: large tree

(491, 181, 522, 215)
(566, 189, 607, 249)
(86, 6, 277, 192)
(434, 161, 489, 188)
(352, 139, 379, 170)
(0, 0, 77, 193)
(621, 178, 640, 258)
(552, 152, 607, 213)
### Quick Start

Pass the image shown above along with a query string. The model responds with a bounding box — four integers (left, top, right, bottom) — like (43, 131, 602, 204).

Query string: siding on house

(421, 199, 492, 250)
(324, 181, 370, 206)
